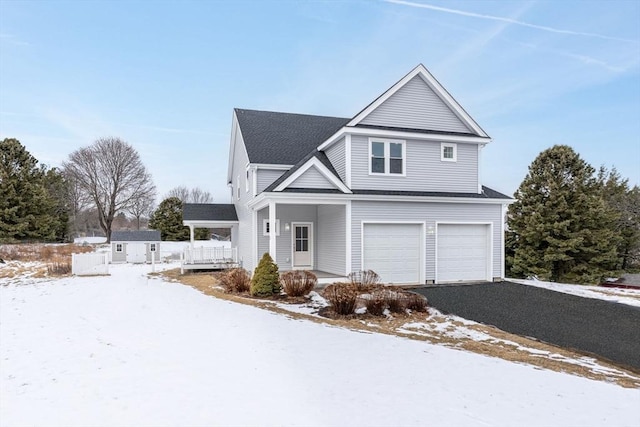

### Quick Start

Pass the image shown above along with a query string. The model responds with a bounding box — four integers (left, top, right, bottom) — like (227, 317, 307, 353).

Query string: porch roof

(183, 204, 239, 228)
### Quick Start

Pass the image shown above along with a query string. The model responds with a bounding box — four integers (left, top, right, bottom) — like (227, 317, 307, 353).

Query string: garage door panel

(363, 224, 422, 284)
(437, 224, 489, 282)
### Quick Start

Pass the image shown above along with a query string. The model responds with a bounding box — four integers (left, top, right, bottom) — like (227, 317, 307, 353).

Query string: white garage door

(437, 224, 490, 283)
(126, 243, 146, 263)
(363, 223, 422, 284)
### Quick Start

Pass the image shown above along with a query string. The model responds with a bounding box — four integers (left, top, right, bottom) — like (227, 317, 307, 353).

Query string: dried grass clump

(383, 289, 406, 314)
(363, 292, 386, 316)
(348, 270, 380, 291)
(405, 293, 428, 312)
(219, 268, 251, 293)
(0, 244, 93, 262)
(47, 256, 72, 276)
(281, 270, 317, 297)
(323, 282, 358, 315)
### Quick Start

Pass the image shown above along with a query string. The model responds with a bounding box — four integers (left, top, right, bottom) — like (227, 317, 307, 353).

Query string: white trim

(345, 133, 352, 188)
(368, 138, 406, 176)
(318, 126, 491, 151)
(183, 220, 239, 228)
(501, 204, 507, 280)
(360, 221, 425, 284)
(252, 166, 258, 197)
(252, 209, 258, 271)
(268, 201, 277, 258)
(345, 200, 352, 275)
(434, 222, 493, 283)
(245, 166, 250, 193)
(441, 142, 457, 162)
(291, 222, 314, 269)
(347, 64, 488, 137)
(262, 218, 280, 236)
(477, 145, 482, 194)
(273, 156, 352, 193)
(253, 163, 293, 170)
(247, 191, 513, 210)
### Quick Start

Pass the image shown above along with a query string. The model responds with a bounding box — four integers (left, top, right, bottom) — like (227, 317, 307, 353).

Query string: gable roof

(234, 108, 349, 165)
(264, 150, 346, 192)
(348, 64, 489, 138)
(111, 230, 161, 242)
(183, 204, 238, 221)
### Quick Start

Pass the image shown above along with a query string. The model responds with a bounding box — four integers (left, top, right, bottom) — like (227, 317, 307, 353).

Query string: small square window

(150, 244, 156, 252)
(441, 143, 457, 162)
(116, 243, 123, 252)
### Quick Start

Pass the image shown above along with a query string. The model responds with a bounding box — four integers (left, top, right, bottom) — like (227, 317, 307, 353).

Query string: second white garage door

(363, 223, 422, 284)
(437, 224, 490, 283)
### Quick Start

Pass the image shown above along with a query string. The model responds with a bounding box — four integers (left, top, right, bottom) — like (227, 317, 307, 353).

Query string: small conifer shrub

(250, 253, 280, 297)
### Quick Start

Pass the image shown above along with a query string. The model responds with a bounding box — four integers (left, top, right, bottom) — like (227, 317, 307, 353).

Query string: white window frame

(441, 142, 457, 162)
(262, 219, 280, 236)
(115, 243, 123, 252)
(150, 243, 156, 252)
(368, 138, 406, 176)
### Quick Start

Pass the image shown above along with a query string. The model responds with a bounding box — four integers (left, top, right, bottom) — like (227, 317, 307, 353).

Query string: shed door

(126, 243, 146, 263)
(363, 223, 421, 284)
(437, 224, 490, 282)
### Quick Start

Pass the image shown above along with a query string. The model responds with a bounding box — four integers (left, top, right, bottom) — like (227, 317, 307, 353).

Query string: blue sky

(1, 0, 639, 203)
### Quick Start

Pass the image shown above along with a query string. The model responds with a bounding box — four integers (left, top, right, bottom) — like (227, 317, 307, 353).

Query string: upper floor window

(441, 143, 457, 162)
(369, 138, 405, 176)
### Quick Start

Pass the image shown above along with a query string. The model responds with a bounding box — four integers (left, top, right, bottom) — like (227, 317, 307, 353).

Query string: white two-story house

(184, 64, 513, 284)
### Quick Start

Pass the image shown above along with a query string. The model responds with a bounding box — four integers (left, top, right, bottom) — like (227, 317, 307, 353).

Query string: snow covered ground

(509, 278, 640, 307)
(1, 263, 638, 427)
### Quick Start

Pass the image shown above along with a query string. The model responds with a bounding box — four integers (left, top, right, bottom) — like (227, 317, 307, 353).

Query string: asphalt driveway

(414, 282, 640, 370)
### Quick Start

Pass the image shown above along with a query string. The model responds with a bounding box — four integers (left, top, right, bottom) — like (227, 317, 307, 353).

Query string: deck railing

(182, 246, 237, 265)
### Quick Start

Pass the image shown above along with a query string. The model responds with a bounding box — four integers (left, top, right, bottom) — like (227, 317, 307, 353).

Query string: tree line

(1, 137, 214, 243)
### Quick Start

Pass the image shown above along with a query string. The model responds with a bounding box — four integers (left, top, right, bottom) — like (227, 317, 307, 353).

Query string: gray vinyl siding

(317, 205, 346, 275)
(231, 125, 255, 272)
(360, 75, 471, 133)
(257, 169, 286, 193)
(289, 167, 336, 189)
(257, 205, 318, 271)
(350, 134, 478, 193)
(351, 201, 503, 282)
(325, 137, 346, 182)
(111, 243, 126, 262)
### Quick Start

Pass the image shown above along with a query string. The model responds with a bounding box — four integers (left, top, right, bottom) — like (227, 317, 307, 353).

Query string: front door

(292, 223, 313, 268)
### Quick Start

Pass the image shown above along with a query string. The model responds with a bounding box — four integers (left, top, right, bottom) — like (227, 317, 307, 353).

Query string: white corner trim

(345, 134, 352, 188)
(347, 64, 488, 138)
(273, 157, 352, 193)
(345, 200, 352, 275)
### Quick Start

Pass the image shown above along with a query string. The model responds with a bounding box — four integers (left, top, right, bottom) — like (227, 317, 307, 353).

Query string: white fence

(72, 253, 109, 276)
(182, 246, 238, 264)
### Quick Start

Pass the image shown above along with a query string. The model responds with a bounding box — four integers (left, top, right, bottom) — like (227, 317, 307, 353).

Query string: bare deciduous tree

(63, 137, 156, 242)
(127, 191, 156, 230)
(166, 186, 213, 203)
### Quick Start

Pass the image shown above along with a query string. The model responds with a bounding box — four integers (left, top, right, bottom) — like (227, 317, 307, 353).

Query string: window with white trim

(369, 139, 405, 175)
(262, 219, 280, 236)
(150, 243, 156, 252)
(115, 243, 123, 252)
(441, 143, 457, 162)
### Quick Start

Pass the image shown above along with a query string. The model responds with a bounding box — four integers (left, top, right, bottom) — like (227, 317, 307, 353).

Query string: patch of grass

(0, 244, 93, 263)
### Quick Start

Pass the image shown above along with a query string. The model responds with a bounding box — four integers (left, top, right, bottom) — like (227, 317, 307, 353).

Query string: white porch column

(268, 201, 277, 259)
(189, 224, 195, 249)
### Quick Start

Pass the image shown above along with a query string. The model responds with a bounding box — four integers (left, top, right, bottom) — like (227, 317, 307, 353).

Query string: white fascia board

(318, 127, 490, 152)
(226, 110, 239, 183)
(183, 220, 239, 228)
(248, 191, 513, 209)
(253, 163, 293, 170)
(273, 157, 352, 193)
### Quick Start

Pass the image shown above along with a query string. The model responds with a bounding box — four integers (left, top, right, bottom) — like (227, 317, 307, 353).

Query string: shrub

(363, 292, 386, 316)
(323, 282, 358, 315)
(405, 293, 428, 312)
(384, 289, 406, 314)
(281, 270, 317, 297)
(250, 253, 280, 297)
(219, 268, 251, 293)
(47, 257, 71, 275)
(348, 270, 380, 291)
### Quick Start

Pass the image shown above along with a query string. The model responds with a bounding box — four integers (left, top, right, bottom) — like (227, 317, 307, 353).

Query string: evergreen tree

(250, 252, 280, 297)
(508, 145, 620, 284)
(0, 138, 61, 242)
(43, 168, 71, 242)
(149, 197, 189, 240)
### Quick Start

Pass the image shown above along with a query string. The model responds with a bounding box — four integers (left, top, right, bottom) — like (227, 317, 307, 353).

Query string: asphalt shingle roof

(276, 186, 511, 199)
(111, 230, 161, 242)
(234, 108, 349, 165)
(183, 204, 238, 221)
(264, 150, 343, 192)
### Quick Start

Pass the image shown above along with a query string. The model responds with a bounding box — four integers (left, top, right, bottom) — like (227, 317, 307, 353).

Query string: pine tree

(250, 252, 280, 297)
(148, 197, 190, 240)
(0, 138, 62, 242)
(508, 145, 620, 284)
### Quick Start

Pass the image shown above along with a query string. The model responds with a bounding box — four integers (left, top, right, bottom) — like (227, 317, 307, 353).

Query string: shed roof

(183, 204, 238, 221)
(111, 230, 161, 242)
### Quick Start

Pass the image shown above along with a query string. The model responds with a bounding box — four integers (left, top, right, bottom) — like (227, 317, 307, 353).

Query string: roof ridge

(234, 107, 349, 121)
